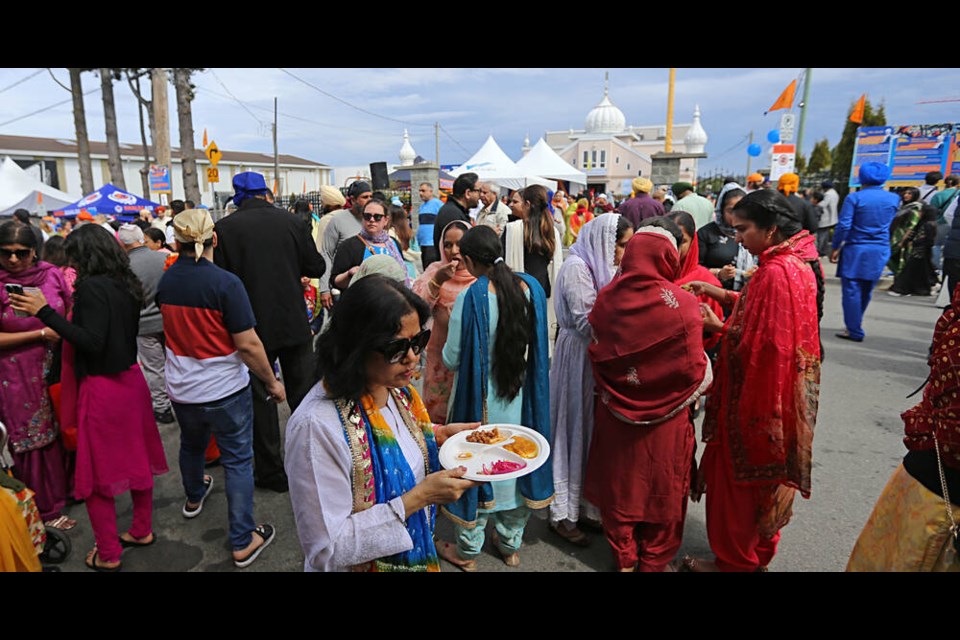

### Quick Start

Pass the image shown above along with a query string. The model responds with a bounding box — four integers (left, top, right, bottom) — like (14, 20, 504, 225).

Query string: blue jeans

(173, 386, 256, 551)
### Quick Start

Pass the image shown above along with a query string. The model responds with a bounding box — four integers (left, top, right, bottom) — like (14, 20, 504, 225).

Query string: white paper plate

(439, 424, 550, 482)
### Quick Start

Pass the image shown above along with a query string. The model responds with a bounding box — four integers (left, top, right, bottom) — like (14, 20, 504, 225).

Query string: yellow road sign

(204, 141, 222, 167)
(207, 167, 220, 183)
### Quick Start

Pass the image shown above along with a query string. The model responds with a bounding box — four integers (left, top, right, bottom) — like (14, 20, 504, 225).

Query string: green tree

(808, 138, 832, 173)
(831, 98, 886, 199)
(795, 152, 807, 173)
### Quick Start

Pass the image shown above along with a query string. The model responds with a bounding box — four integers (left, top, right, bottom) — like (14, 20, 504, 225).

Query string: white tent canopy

(515, 137, 586, 191)
(450, 136, 556, 191)
(0, 157, 75, 216)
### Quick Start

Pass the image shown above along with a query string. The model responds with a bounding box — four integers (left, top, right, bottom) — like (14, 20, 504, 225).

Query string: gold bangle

(39, 328, 46, 340)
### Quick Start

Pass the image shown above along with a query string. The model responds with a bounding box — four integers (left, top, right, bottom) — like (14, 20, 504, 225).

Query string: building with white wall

(544, 83, 708, 196)
(0, 134, 331, 205)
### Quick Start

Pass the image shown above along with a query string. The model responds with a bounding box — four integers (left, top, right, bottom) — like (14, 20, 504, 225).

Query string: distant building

(544, 81, 708, 196)
(0, 133, 332, 204)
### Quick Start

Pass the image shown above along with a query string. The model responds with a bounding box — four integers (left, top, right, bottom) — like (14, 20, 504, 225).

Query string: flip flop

(233, 523, 276, 568)
(84, 548, 121, 572)
(549, 522, 591, 547)
(119, 532, 157, 548)
(182, 475, 214, 519)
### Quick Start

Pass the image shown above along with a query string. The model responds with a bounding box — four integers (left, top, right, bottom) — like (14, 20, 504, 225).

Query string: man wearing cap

(746, 173, 765, 193)
(830, 162, 900, 342)
(416, 182, 444, 268)
(817, 180, 840, 257)
(777, 173, 819, 234)
(119, 223, 174, 424)
(671, 182, 714, 230)
(157, 208, 282, 567)
(593, 193, 614, 215)
(214, 171, 325, 493)
(318, 181, 372, 308)
(617, 177, 664, 228)
(476, 181, 510, 233)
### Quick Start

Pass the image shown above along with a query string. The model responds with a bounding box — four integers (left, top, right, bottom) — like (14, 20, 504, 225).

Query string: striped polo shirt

(156, 256, 257, 404)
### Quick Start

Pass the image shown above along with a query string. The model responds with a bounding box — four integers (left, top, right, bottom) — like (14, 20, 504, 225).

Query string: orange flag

(302, 178, 307, 194)
(202, 128, 208, 148)
(766, 79, 797, 114)
(849, 94, 866, 124)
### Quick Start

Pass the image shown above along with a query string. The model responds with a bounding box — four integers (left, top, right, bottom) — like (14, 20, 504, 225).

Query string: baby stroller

(0, 421, 71, 571)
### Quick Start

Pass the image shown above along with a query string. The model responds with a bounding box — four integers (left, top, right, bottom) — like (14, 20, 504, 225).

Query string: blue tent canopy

(53, 184, 162, 222)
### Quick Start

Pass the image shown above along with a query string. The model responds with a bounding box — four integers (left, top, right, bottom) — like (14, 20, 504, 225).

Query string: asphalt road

(46, 260, 943, 572)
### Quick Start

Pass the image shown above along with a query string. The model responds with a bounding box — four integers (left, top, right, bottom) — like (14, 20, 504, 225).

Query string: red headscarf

(703, 230, 821, 497)
(675, 231, 724, 350)
(589, 228, 710, 424)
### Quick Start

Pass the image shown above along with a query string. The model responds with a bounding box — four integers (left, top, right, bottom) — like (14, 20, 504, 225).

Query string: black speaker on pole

(370, 162, 389, 190)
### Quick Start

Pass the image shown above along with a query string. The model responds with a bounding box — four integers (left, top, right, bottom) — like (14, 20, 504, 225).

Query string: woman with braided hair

(438, 225, 552, 571)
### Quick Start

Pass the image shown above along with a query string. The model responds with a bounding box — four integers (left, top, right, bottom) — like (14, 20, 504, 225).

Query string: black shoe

(255, 475, 289, 493)
(835, 332, 863, 342)
(154, 409, 175, 424)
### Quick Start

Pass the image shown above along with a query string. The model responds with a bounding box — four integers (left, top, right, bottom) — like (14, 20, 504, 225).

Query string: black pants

(249, 339, 316, 484)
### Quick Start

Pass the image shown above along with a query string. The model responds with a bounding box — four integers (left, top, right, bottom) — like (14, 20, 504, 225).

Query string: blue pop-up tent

(53, 184, 161, 221)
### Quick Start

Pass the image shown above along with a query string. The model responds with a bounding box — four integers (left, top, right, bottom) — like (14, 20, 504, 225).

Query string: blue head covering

(546, 189, 555, 216)
(231, 171, 271, 205)
(859, 162, 890, 186)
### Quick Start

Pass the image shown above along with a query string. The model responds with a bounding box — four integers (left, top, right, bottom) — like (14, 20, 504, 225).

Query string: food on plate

(466, 427, 507, 445)
(480, 460, 526, 475)
(503, 435, 538, 459)
(456, 452, 473, 460)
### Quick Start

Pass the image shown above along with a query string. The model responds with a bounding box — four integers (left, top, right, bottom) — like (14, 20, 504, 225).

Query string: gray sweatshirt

(127, 245, 168, 335)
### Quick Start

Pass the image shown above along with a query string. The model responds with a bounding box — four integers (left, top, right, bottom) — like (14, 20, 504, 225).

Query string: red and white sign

(770, 144, 796, 182)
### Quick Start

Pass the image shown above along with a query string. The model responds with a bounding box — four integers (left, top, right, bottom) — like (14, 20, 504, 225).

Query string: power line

(277, 68, 432, 128)
(198, 83, 402, 138)
(0, 86, 101, 129)
(207, 69, 267, 127)
(438, 123, 471, 156)
(0, 69, 44, 95)
(708, 133, 751, 163)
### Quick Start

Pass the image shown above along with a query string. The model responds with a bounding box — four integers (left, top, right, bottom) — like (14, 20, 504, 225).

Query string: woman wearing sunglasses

(438, 225, 553, 571)
(0, 221, 75, 532)
(284, 274, 480, 571)
(329, 199, 409, 291)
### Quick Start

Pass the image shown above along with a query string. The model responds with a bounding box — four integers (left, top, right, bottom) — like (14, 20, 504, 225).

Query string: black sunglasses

(377, 329, 431, 364)
(0, 248, 32, 260)
(362, 212, 387, 222)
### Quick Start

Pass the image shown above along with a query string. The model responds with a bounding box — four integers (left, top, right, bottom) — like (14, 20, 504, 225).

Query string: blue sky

(1, 68, 958, 178)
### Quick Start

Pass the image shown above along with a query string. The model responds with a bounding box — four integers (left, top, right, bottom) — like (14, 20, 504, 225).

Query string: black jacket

(38, 275, 139, 379)
(787, 194, 820, 234)
(214, 198, 325, 352)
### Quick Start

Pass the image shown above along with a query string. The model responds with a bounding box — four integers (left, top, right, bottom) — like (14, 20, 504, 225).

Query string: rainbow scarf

(337, 386, 440, 572)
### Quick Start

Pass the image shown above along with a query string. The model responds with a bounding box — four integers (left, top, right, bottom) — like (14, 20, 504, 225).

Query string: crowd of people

(1, 161, 957, 573)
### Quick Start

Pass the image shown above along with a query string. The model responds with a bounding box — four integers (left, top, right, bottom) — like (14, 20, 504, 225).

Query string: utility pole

(273, 97, 279, 196)
(746, 130, 754, 176)
(796, 68, 812, 161)
(151, 68, 171, 204)
(435, 122, 440, 166)
(665, 68, 675, 153)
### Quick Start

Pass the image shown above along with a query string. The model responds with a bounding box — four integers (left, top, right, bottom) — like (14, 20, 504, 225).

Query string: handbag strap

(932, 432, 959, 545)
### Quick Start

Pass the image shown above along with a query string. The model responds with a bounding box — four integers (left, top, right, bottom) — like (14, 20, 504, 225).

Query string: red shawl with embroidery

(589, 230, 709, 424)
(902, 283, 960, 470)
(703, 231, 821, 497)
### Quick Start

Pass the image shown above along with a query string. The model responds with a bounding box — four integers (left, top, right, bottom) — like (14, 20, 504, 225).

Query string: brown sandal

(549, 522, 591, 547)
